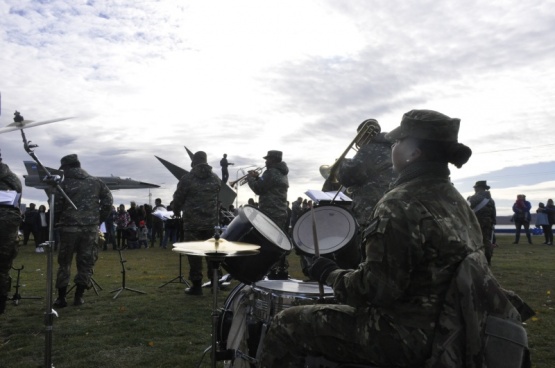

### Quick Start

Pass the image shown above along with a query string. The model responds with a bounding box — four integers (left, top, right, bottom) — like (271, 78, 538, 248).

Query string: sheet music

(152, 208, 175, 220)
(0, 190, 20, 206)
(304, 189, 352, 204)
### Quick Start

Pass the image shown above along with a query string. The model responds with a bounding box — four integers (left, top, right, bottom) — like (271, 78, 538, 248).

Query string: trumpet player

(246, 150, 290, 279)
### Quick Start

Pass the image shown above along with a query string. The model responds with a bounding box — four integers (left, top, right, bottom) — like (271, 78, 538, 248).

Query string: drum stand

(110, 247, 146, 299)
(158, 253, 191, 288)
(9, 265, 42, 305)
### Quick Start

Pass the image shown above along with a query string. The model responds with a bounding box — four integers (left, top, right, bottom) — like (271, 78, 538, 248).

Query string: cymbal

(172, 238, 260, 257)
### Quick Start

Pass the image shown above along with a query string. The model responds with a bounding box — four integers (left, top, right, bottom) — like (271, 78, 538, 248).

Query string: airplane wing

(155, 155, 236, 208)
(0, 117, 73, 135)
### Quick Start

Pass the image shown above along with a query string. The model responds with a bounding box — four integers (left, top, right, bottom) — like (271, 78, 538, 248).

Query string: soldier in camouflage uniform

(467, 180, 496, 265)
(172, 151, 221, 296)
(53, 154, 113, 307)
(246, 150, 289, 279)
(259, 109, 483, 367)
(0, 154, 23, 314)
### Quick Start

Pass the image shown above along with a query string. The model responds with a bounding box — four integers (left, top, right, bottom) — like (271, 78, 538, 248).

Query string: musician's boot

(185, 280, 203, 296)
(74, 284, 86, 306)
(53, 287, 68, 308)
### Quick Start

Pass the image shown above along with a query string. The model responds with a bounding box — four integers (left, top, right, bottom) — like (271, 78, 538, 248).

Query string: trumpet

(229, 167, 265, 188)
(320, 119, 381, 186)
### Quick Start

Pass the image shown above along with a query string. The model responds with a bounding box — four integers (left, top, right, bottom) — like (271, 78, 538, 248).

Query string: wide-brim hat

(473, 180, 490, 190)
(385, 109, 460, 142)
(263, 150, 282, 162)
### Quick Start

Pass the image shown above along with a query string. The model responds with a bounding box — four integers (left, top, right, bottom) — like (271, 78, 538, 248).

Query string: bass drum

(218, 280, 336, 367)
(292, 204, 360, 269)
(221, 206, 292, 284)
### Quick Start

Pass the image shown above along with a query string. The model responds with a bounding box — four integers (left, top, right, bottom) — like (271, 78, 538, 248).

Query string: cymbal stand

(9, 265, 42, 305)
(110, 247, 146, 299)
(158, 253, 191, 288)
(21, 128, 77, 368)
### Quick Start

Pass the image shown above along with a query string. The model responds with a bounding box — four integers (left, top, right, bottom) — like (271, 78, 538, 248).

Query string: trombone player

(319, 119, 396, 268)
(245, 150, 290, 279)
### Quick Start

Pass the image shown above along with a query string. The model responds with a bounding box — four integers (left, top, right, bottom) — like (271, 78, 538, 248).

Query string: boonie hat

(263, 150, 283, 162)
(385, 109, 460, 142)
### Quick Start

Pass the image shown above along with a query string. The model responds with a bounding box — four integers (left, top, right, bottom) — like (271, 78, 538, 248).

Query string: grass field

(0, 234, 553, 368)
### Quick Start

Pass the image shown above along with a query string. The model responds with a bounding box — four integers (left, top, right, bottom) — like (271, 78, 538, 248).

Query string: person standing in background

(512, 194, 532, 244)
(467, 180, 496, 265)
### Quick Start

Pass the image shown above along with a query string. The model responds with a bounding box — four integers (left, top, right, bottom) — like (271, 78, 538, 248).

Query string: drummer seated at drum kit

(258, 109, 532, 368)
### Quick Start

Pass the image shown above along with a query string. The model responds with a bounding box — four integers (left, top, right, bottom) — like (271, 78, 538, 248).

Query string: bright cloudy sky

(1, 0, 554, 216)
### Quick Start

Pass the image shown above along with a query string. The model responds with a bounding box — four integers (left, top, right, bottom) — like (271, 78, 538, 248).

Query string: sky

(1, 0, 555, 216)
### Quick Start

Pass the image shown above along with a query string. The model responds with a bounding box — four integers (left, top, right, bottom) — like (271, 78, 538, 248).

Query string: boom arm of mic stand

(20, 129, 77, 210)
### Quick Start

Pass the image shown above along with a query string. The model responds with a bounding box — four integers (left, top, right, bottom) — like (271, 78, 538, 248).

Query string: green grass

(0, 235, 553, 367)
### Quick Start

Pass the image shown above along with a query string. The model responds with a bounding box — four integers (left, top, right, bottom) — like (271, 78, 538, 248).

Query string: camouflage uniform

(335, 132, 397, 267)
(0, 161, 23, 313)
(467, 189, 496, 265)
(246, 161, 289, 230)
(172, 161, 221, 283)
(260, 163, 484, 367)
(337, 133, 396, 229)
(54, 157, 113, 290)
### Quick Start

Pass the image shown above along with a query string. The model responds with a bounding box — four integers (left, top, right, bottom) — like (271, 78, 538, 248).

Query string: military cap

(60, 154, 80, 166)
(191, 151, 207, 166)
(263, 150, 283, 162)
(473, 180, 490, 190)
(385, 109, 460, 142)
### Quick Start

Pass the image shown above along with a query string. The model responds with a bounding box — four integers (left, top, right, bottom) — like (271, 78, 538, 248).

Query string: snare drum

(221, 206, 292, 284)
(292, 205, 360, 269)
(218, 280, 336, 365)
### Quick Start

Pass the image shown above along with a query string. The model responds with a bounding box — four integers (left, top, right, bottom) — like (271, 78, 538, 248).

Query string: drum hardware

(173, 231, 260, 368)
(110, 246, 147, 299)
(320, 119, 381, 200)
(20, 125, 78, 368)
(9, 265, 42, 305)
(158, 253, 191, 288)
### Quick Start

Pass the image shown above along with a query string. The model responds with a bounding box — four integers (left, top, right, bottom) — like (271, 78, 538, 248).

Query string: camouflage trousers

(183, 229, 219, 283)
(56, 227, 98, 289)
(0, 209, 22, 298)
(480, 224, 494, 265)
(259, 304, 432, 368)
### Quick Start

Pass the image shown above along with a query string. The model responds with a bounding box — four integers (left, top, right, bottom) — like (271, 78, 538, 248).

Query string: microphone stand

(21, 128, 77, 368)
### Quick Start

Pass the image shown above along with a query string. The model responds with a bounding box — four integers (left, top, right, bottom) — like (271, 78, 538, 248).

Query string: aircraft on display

(23, 161, 160, 192)
(155, 146, 236, 208)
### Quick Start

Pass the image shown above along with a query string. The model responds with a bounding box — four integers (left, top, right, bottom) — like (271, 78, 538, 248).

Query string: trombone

(229, 167, 264, 188)
(320, 119, 381, 189)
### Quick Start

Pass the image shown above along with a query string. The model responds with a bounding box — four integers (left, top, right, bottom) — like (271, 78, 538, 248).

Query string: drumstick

(310, 207, 326, 301)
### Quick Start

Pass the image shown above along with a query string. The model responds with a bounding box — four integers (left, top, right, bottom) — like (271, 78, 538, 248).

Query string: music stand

(173, 237, 259, 368)
(110, 247, 146, 299)
(158, 253, 191, 288)
(9, 265, 42, 305)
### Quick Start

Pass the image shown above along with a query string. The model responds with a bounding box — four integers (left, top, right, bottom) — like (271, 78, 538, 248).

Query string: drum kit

(173, 204, 359, 367)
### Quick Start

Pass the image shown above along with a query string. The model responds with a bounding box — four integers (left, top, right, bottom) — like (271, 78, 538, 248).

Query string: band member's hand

(308, 257, 339, 284)
(248, 170, 260, 178)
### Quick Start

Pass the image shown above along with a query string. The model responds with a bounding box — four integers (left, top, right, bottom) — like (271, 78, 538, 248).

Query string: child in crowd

(138, 220, 149, 249)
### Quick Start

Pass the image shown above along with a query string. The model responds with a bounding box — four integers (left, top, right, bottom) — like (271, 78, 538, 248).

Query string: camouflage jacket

(467, 191, 496, 227)
(337, 140, 396, 227)
(328, 167, 483, 331)
(0, 162, 22, 216)
(0, 162, 22, 195)
(247, 161, 289, 225)
(172, 163, 221, 231)
(54, 167, 113, 227)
